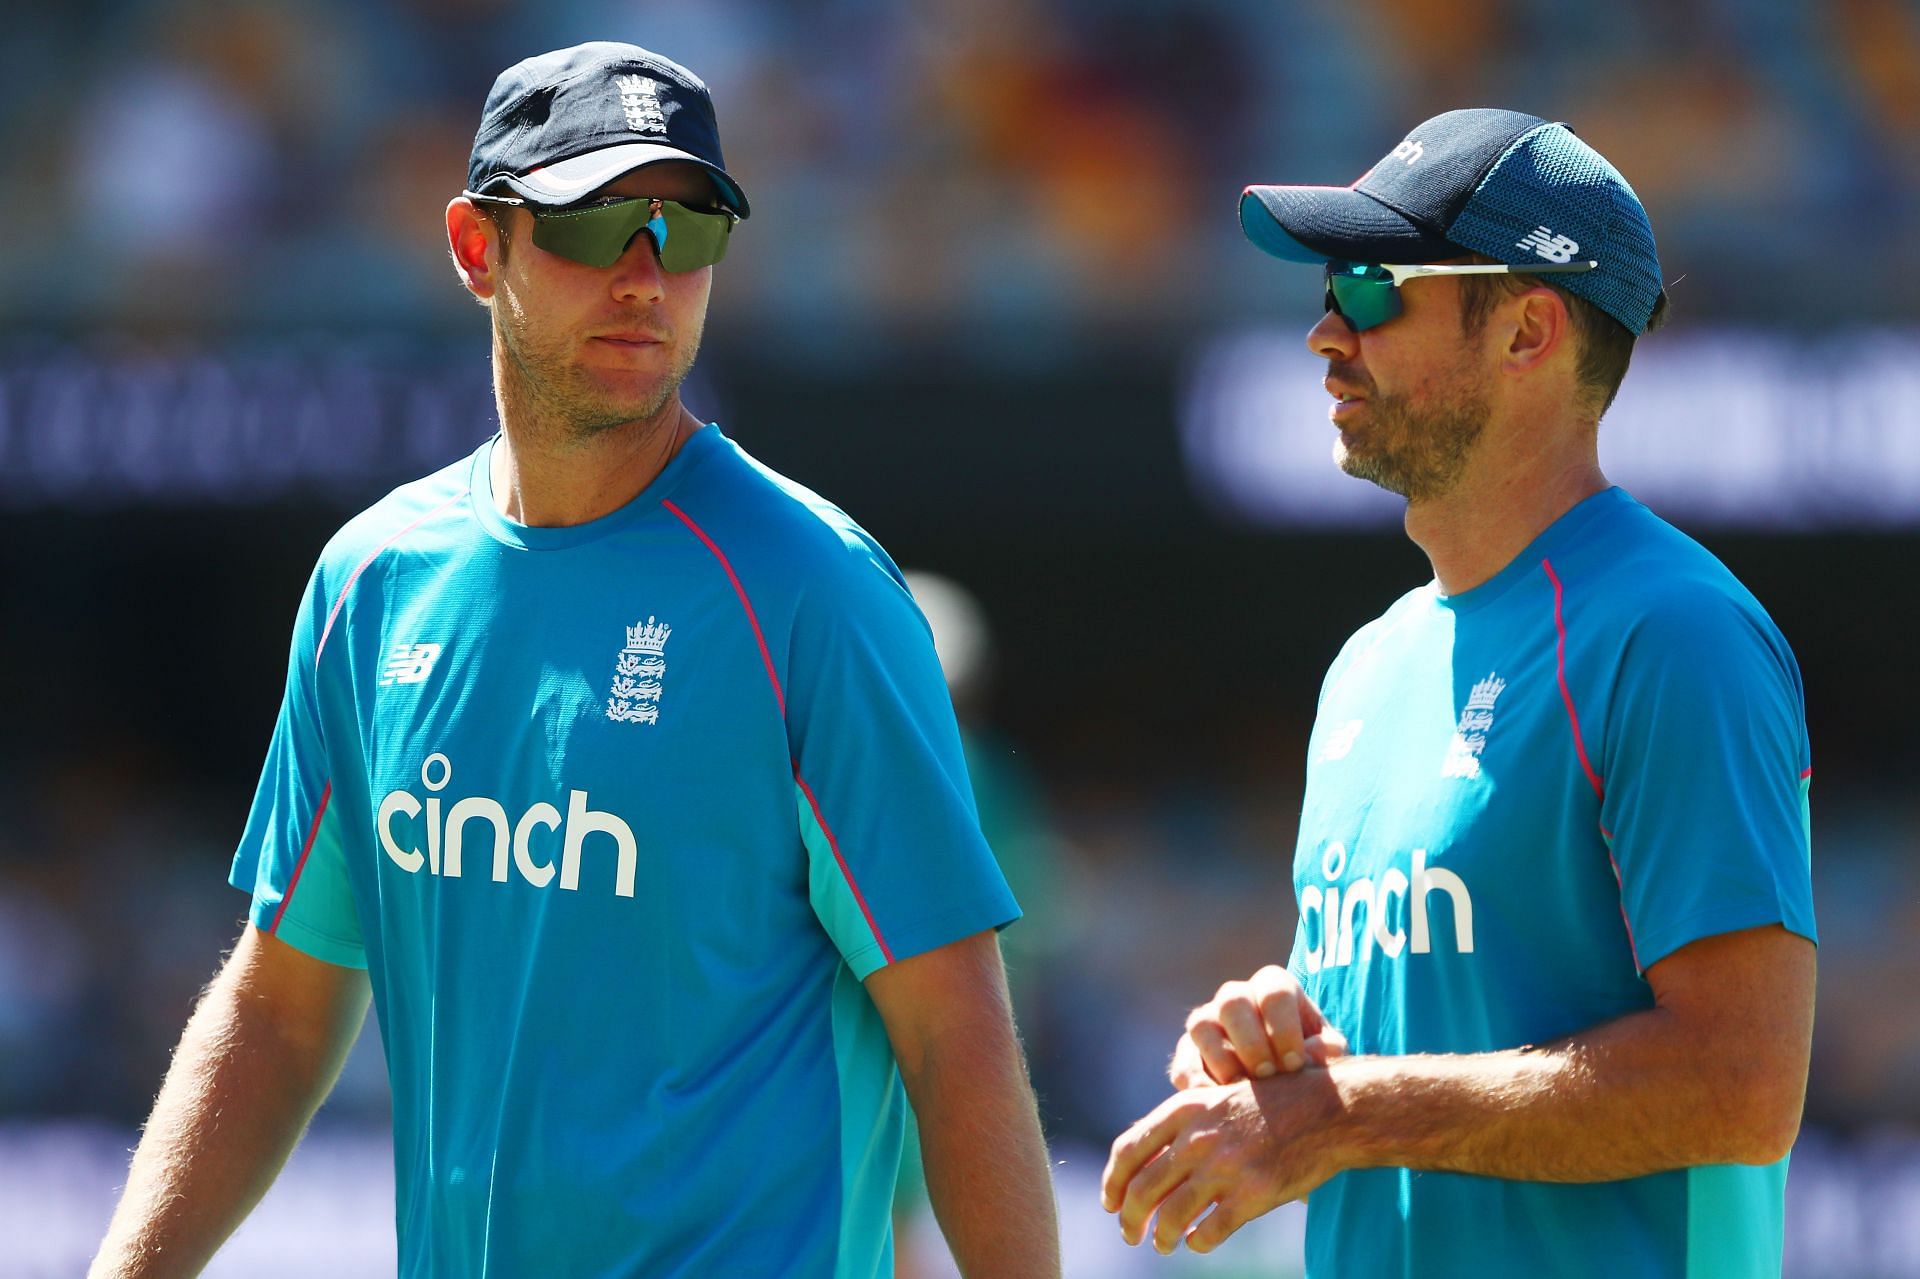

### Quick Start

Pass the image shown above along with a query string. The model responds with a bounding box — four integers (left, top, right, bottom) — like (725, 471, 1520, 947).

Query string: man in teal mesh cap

(1104, 108, 1816, 1278)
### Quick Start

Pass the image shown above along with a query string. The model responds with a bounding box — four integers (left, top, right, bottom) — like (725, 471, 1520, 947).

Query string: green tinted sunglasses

(1325, 258, 1598, 332)
(467, 192, 738, 271)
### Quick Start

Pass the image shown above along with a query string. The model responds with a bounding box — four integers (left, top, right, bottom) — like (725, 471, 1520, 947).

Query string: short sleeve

(229, 563, 367, 968)
(1598, 593, 1816, 971)
(783, 543, 1019, 980)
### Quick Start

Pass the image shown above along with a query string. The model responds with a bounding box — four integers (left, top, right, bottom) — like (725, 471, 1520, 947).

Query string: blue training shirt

(230, 425, 1019, 1278)
(1289, 487, 1815, 1279)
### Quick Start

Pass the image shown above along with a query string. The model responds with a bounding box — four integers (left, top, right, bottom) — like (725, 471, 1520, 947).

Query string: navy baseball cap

(467, 42, 749, 217)
(1240, 109, 1661, 334)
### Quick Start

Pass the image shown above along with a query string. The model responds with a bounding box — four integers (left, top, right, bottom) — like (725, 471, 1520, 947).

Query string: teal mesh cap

(1240, 109, 1663, 334)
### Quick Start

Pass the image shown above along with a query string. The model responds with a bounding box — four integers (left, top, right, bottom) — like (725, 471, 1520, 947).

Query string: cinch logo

(1299, 841, 1474, 972)
(377, 754, 639, 897)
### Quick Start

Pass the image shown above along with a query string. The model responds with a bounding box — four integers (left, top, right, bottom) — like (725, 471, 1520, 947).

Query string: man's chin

(1333, 443, 1415, 499)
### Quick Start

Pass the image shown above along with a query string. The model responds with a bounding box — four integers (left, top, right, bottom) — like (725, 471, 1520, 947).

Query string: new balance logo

(380, 642, 442, 686)
(1517, 226, 1580, 263)
(1319, 719, 1365, 763)
(1391, 138, 1425, 165)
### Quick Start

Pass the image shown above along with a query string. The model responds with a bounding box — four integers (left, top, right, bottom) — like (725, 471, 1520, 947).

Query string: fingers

(1306, 1026, 1349, 1067)
(1149, 1180, 1219, 1254)
(1168, 1034, 1201, 1088)
(1254, 981, 1308, 1074)
(1115, 1146, 1187, 1247)
(1185, 1014, 1248, 1084)
(1217, 990, 1282, 1078)
(1186, 1196, 1254, 1254)
(1185, 965, 1342, 1082)
(1102, 1095, 1189, 1213)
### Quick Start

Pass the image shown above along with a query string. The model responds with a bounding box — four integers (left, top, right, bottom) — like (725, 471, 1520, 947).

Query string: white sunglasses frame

(1362, 260, 1599, 285)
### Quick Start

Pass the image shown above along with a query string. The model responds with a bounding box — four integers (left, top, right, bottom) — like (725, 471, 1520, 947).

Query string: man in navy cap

(92, 43, 1059, 1279)
(1102, 109, 1816, 1277)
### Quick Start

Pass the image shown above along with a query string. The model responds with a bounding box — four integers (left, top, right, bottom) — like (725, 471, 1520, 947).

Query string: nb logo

(380, 642, 442, 687)
(1517, 226, 1581, 263)
(1391, 138, 1425, 165)
(1319, 719, 1365, 763)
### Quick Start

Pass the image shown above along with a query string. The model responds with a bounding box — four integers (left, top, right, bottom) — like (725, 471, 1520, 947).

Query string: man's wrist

(1243, 1055, 1390, 1186)
(1316, 1054, 1401, 1174)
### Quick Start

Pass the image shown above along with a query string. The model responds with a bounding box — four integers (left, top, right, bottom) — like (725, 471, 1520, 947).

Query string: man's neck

(488, 366, 699, 529)
(1405, 443, 1608, 597)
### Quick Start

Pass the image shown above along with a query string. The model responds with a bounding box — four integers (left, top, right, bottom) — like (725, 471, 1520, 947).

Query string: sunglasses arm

(1382, 260, 1598, 285)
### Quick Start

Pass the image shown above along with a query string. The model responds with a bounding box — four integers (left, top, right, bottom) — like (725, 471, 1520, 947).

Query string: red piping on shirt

(1544, 559, 1642, 969)
(314, 489, 471, 670)
(1542, 558, 1604, 801)
(662, 498, 894, 965)
(661, 499, 785, 716)
(1800, 767, 1814, 780)
(270, 781, 332, 935)
(1603, 844, 1641, 972)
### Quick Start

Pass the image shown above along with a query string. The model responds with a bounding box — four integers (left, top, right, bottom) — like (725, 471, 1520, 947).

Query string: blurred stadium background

(3, 0, 1918, 1275)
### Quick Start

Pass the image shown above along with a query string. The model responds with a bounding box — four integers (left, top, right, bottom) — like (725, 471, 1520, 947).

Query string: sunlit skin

(1305, 263, 1609, 595)
(445, 161, 721, 528)
(1313, 275, 1492, 503)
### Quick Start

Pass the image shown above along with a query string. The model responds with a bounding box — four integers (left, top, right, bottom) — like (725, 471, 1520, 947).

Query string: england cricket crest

(1442, 672, 1506, 779)
(606, 616, 671, 725)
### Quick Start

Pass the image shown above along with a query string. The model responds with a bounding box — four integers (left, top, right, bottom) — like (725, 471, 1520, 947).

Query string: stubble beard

(1333, 374, 1490, 504)
(492, 304, 702, 445)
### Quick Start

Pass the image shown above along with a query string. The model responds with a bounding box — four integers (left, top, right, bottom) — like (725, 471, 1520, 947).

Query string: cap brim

(497, 143, 750, 217)
(1240, 185, 1456, 264)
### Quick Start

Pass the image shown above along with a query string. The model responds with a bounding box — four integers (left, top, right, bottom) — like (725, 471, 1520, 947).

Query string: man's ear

(1502, 285, 1573, 377)
(447, 196, 506, 300)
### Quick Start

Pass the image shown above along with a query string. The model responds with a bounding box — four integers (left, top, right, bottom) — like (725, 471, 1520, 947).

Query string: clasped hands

(1101, 965, 1350, 1255)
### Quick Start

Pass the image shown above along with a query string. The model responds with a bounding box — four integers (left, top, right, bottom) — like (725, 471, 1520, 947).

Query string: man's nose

(1308, 307, 1358, 361)
(611, 224, 668, 301)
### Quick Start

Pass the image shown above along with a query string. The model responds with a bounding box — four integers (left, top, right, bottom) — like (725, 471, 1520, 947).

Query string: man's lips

(593, 332, 665, 346)
(1325, 377, 1368, 405)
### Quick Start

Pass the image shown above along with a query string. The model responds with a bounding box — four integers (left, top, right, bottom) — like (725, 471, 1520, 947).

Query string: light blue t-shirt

(1290, 487, 1815, 1279)
(230, 425, 1019, 1278)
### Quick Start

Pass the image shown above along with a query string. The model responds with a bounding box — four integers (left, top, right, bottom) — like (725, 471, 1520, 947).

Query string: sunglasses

(465, 191, 738, 271)
(1324, 259, 1598, 332)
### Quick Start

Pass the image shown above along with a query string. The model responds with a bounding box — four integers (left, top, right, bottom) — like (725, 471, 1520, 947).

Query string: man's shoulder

(1575, 493, 1777, 624)
(672, 431, 906, 596)
(1562, 492, 1797, 675)
(1319, 583, 1437, 698)
(1335, 583, 1436, 656)
(314, 452, 478, 578)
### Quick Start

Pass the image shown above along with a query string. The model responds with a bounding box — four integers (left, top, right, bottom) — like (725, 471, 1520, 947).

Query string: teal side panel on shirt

(1801, 775, 1813, 866)
(271, 800, 366, 968)
(1687, 1160, 1787, 1278)
(803, 785, 887, 979)
(831, 963, 903, 1279)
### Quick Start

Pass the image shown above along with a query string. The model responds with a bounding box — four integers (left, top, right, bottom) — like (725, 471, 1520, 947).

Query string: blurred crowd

(2, 0, 1918, 345)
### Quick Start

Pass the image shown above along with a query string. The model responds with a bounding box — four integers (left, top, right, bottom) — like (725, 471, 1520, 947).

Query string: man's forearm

(1325, 1004, 1802, 1182)
(905, 1015, 1061, 1279)
(91, 935, 366, 1279)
